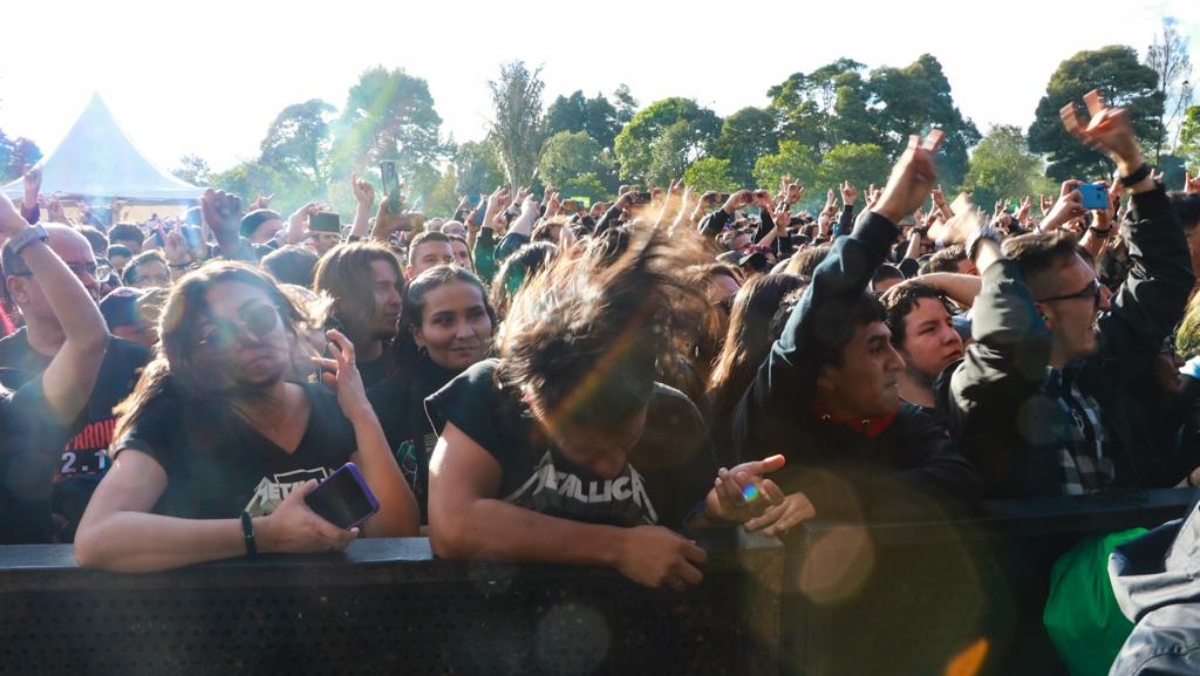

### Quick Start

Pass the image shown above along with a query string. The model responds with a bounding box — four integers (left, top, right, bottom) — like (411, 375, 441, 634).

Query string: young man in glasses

(1, 222, 150, 541)
(944, 90, 1196, 498)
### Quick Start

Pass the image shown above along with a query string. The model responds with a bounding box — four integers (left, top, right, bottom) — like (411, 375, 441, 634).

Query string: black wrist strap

(1120, 164, 1152, 187)
(240, 511, 257, 557)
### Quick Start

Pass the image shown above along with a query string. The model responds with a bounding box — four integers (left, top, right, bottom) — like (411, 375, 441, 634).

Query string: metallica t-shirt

(114, 378, 358, 520)
(425, 359, 716, 529)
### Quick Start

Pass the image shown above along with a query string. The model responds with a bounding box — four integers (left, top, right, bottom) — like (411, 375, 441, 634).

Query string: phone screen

(381, 161, 400, 213)
(304, 464, 379, 529)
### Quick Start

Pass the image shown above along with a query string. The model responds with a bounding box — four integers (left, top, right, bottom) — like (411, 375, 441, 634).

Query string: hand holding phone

(304, 463, 380, 529)
(381, 161, 401, 214)
(1079, 183, 1109, 210)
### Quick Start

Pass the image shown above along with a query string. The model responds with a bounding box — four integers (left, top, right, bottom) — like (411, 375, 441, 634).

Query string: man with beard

(313, 242, 405, 388)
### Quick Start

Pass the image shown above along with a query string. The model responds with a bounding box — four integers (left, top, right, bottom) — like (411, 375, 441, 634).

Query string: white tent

(1, 93, 202, 203)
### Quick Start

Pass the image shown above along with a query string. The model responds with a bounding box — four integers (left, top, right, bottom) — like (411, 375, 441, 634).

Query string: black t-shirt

(425, 359, 716, 529)
(356, 354, 391, 391)
(368, 355, 461, 523)
(0, 382, 67, 544)
(115, 378, 358, 519)
(0, 329, 150, 541)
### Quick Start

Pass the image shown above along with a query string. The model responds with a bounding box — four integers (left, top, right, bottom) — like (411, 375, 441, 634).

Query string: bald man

(1, 223, 150, 542)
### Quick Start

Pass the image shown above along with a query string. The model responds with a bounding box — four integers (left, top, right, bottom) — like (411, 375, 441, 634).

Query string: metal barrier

(0, 530, 783, 676)
(0, 489, 1194, 675)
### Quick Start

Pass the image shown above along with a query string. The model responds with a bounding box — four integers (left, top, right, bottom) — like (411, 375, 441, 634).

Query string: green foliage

(715, 107, 780, 187)
(817, 144, 890, 193)
(683, 157, 738, 193)
(0, 131, 43, 183)
(1179, 106, 1200, 167)
(546, 91, 623, 151)
(538, 131, 617, 198)
(488, 60, 547, 190)
(172, 154, 212, 186)
(867, 54, 980, 188)
(614, 97, 720, 184)
(260, 99, 336, 183)
(1029, 45, 1163, 182)
(330, 66, 453, 206)
(454, 140, 505, 197)
(964, 125, 1056, 209)
(424, 165, 461, 217)
(753, 140, 820, 196)
(768, 58, 872, 153)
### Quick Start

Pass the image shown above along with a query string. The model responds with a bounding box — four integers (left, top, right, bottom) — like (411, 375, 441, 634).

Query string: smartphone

(631, 191, 653, 205)
(310, 212, 341, 233)
(718, 193, 731, 203)
(304, 463, 380, 529)
(380, 161, 401, 213)
(1079, 183, 1109, 210)
(561, 199, 582, 215)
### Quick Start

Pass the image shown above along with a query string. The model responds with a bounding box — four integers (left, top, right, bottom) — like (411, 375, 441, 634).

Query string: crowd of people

(0, 89, 1196, 608)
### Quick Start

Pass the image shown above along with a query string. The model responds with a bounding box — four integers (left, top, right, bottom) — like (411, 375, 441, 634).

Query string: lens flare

(742, 484, 760, 503)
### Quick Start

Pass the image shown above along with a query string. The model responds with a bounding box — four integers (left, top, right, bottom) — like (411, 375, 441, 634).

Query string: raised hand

(200, 188, 243, 243)
(162, 228, 193, 266)
(249, 193, 275, 211)
(351, 173, 375, 209)
(722, 189, 755, 214)
(866, 183, 883, 209)
(1039, 180, 1085, 232)
(1060, 90, 1143, 174)
(46, 195, 68, 224)
(1016, 196, 1033, 222)
(22, 165, 41, 209)
(1186, 169, 1200, 195)
(312, 329, 372, 422)
(841, 181, 858, 207)
(873, 129, 945, 224)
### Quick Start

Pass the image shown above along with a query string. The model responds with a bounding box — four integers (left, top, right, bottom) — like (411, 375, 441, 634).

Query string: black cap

(239, 209, 282, 238)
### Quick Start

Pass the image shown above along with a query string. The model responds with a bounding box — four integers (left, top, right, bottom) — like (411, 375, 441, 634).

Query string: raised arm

(0, 194, 107, 424)
(348, 174, 376, 241)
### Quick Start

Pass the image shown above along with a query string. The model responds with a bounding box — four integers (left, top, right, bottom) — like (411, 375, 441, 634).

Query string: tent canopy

(1, 93, 202, 203)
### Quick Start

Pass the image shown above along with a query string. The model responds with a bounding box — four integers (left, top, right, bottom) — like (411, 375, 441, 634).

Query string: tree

(260, 99, 336, 182)
(172, 154, 212, 186)
(867, 54, 980, 188)
(753, 140, 820, 200)
(715, 107, 780, 187)
(1180, 105, 1200, 166)
(487, 60, 548, 190)
(454, 140, 506, 196)
(768, 58, 875, 154)
(963, 125, 1056, 210)
(1145, 18, 1194, 158)
(683, 157, 738, 193)
(546, 90, 624, 151)
(331, 66, 453, 203)
(816, 144, 890, 194)
(0, 133, 42, 183)
(612, 84, 638, 125)
(1029, 45, 1163, 182)
(538, 131, 617, 199)
(613, 97, 720, 184)
(207, 160, 290, 207)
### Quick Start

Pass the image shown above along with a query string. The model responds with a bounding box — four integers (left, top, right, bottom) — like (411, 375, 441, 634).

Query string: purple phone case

(308, 462, 380, 529)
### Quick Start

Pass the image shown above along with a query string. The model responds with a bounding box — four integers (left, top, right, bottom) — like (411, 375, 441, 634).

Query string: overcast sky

(1, 0, 1197, 174)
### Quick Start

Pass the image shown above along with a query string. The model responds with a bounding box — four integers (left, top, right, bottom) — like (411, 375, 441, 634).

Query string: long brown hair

(496, 225, 710, 431)
(113, 261, 314, 445)
(312, 242, 404, 340)
(706, 273, 806, 424)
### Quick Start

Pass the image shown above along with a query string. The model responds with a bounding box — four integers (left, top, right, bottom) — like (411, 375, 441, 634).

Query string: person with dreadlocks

(426, 227, 787, 591)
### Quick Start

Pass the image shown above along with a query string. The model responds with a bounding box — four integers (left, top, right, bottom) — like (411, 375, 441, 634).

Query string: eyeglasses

(1036, 279, 1102, 305)
(198, 304, 280, 352)
(10, 261, 107, 279)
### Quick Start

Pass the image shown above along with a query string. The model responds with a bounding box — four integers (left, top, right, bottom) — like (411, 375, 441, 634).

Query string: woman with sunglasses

(74, 262, 419, 572)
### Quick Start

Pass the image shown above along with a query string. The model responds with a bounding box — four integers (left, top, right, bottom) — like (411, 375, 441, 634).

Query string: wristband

(240, 511, 257, 557)
(1120, 164, 1152, 187)
(7, 224, 48, 256)
(1087, 226, 1114, 238)
(965, 225, 1003, 261)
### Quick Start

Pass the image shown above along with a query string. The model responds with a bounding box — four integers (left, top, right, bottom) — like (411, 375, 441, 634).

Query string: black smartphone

(304, 463, 380, 529)
(380, 161, 401, 213)
(718, 193, 731, 203)
(631, 191, 653, 205)
(310, 212, 341, 233)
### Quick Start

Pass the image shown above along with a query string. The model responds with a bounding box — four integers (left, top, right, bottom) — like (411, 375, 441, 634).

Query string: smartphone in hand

(304, 463, 380, 529)
(1079, 183, 1109, 210)
(380, 161, 401, 214)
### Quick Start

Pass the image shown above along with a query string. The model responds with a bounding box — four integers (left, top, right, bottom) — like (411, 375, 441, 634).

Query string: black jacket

(944, 185, 1194, 498)
(1110, 503, 1200, 675)
(731, 210, 981, 520)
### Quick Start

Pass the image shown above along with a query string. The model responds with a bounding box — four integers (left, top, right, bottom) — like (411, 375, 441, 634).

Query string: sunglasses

(199, 304, 280, 352)
(1036, 279, 1102, 305)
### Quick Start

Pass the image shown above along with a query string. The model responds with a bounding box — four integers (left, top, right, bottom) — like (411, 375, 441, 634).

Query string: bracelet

(1120, 164, 1152, 187)
(240, 511, 257, 557)
(1088, 226, 1114, 238)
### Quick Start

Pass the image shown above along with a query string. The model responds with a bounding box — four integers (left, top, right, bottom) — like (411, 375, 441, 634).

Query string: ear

(1035, 302, 1052, 328)
(405, 266, 415, 281)
(411, 324, 425, 348)
(815, 363, 837, 393)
